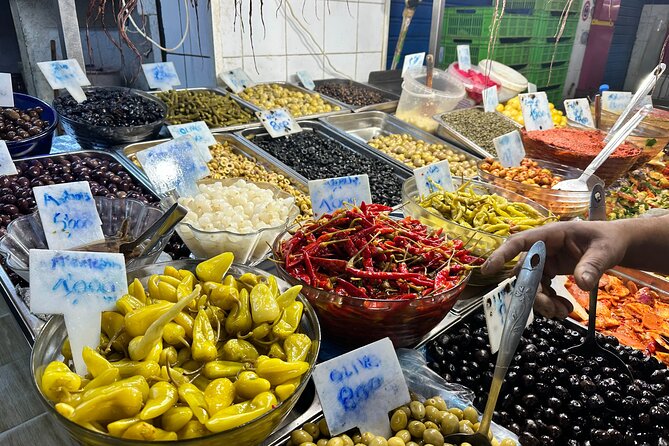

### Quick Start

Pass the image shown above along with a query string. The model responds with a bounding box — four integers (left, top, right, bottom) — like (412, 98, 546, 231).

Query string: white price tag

(37, 59, 90, 103)
(309, 175, 372, 219)
(493, 130, 525, 168)
(167, 121, 215, 162)
(257, 108, 302, 138)
(483, 277, 534, 354)
(0, 141, 17, 175)
(313, 338, 411, 437)
(564, 98, 595, 128)
(482, 86, 499, 112)
(136, 135, 210, 197)
(30, 249, 128, 375)
(413, 160, 454, 198)
(601, 91, 632, 113)
(519, 92, 554, 131)
(297, 71, 316, 90)
(402, 52, 426, 77)
(527, 82, 537, 93)
(33, 182, 105, 250)
(0, 73, 14, 107)
(639, 94, 654, 108)
(142, 62, 180, 91)
(220, 68, 254, 94)
(457, 45, 471, 71)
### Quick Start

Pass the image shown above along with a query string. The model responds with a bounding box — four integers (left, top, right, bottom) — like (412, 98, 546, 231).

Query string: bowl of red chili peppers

(272, 203, 482, 348)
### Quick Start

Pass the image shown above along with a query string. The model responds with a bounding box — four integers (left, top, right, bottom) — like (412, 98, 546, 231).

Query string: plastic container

(395, 67, 466, 134)
(478, 59, 528, 102)
(5, 93, 58, 158)
(447, 62, 500, 103)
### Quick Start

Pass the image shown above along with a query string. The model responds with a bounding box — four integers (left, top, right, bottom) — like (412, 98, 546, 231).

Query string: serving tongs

(120, 202, 187, 262)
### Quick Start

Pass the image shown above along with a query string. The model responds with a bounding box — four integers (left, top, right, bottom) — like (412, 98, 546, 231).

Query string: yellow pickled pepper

(196, 252, 234, 282)
(125, 301, 173, 338)
(116, 294, 145, 315)
(205, 391, 277, 433)
(122, 421, 178, 441)
(192, 309, 218, 362)
(221, 338, 259, 362)
(161, 406, 194, 432)
(127, 278, 147, 303)
(139, 381, 179, 420)
(203, 361, 245, 379)
(272, 301, 303, 339)
(41, 361, 82, 402)
(178, 383, 210, 424)
(82, 346, 113, 378)
(284, 333, 312, 362)
(204, 378, 235, 414)
(250, 283, 280, 325)
(255, 357, 310, 386)
(234, 371, 271, 399)
(225, 288, 252, 335)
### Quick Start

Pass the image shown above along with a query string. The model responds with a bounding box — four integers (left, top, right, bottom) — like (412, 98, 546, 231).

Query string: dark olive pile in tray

(0, 106, 48, 142)
(426, 313, 669, 446)
(253, 131, 403, 206)
(314, 82, 385, 107)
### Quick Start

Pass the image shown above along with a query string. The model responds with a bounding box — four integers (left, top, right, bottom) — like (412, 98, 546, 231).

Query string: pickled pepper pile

(39, 253, 314, 441)
(278, 203, 483, 300)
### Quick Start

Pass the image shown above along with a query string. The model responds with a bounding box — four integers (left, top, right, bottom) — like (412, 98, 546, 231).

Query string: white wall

(214, 0, 390, 85)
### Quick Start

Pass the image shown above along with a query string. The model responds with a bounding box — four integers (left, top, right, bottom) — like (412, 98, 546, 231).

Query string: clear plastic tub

(447, 62, 500, 104)
(395, 67, 466, 133)
(478, 59, 528, 103)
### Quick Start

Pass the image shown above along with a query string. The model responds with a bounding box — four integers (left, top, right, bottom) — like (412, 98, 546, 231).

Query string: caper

(409, 401, 426, 420)
(440, 413, 459, 434)
(291, 430, 314, 444)
(407, 420, 425, 438)
(462, 406, 478, 424)
(390, 409, 408, 431)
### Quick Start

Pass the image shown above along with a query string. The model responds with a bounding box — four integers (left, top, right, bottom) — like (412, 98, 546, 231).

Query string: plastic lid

(599, 84, 610, 93)
(404, 66, 466, 99)
(478, 59, 528, 92)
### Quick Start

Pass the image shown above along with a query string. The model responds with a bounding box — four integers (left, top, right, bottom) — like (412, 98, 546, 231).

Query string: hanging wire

(547, 0, 574, 85)
(484, 0, 506, 81)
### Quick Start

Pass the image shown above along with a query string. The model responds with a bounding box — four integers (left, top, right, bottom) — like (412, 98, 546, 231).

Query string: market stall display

(4, 92, 58, 157)
(607, 160, 669, 219)
(237, 83, 346, 118)
(498, 95, 566, 128)
(313, 79, 399, 112)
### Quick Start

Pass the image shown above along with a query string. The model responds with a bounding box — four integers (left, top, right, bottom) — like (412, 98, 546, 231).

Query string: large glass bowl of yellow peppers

(31, 253, 321, 445)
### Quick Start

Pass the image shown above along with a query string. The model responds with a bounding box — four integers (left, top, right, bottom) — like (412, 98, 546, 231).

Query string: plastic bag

(398, 348, 519, 444)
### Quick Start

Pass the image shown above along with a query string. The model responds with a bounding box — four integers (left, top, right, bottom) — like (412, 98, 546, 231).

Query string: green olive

(398, 406, 412, 419)
(387, 437, 405, 446)
(303, 423, 320, 440)
(422, 428, 444, 446)
(440, 413, 459, 435)
(463, 406, 479, 424)
(433, 397, 447, 411)
(424, 421, 439, 430)
(409, 401, 426, 420)
(326, 438, 344, 446)
(500, 439, 516, 446)
(458, 419, 474, 434)
(390, 409, 408, 431)
(395, 429, 411, 443)
(361, 432, 376, 445)
(407, 420, 425, 438)
(340, 435, 354, 446)
(425, 405, 441, 423)
(291, 430, 314, 444)
(319, 419, 331, 437)
(317, 440, 328, 446)
(369, 437, 388, 446)
(300, 443, 317, 446)
(448, 408, 463, 420)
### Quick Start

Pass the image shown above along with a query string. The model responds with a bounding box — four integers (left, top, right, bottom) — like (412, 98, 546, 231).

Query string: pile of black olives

(54, 88, 164, 127)
(426, 313, 669, 446)
(314, 81, 385, 107)
(0, 106, 48, 141)
(253, 130, 403, 206)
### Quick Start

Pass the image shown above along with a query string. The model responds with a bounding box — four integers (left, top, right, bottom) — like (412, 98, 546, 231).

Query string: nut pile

(156, 89, 255, 128)
(439, 108, 519, 156)
(368, 133, 477, 176)
(479, 158, 561, 188)
(314, 81, 385, 107)
(0, 106, 49, 142)
(239, 84, 340, 117)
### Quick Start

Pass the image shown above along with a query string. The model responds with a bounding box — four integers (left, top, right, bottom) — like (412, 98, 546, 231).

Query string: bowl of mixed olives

(2, 93, 58, 158)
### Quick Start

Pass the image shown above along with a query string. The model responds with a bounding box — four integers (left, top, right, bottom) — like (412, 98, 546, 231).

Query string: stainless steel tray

(232, 81, 352, 121)
(433, 106, 522, 159)
(311, 78, 400, 113)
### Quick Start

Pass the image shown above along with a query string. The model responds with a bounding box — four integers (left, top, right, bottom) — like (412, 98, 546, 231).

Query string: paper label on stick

(601, 91, 632, 113)
(402, 52, 425, 77)
(564, 98, 594, 128)
(142, 62, 180, 91)
(297, 71, 316, 90)
(309, 175, 372, 218)
(37, 59, 90, 103)
(313, 338, 411, 437)
(483, 277, 534, 354)
(257, 108, 302, 138)
(527, 82, 537, 93)
(0, 141, 17, 176)
(135, 135, 210, 197)
(33, 181, 105, 250)
(0, 73, 14, 107)
(457, 45, 471, 71)
(30, 249, 128, 375)
(493, 130, 525, 168)
(414, 160, 454, 197)
(167, 121, 215, 162)
(520, 92, 554, 131)
(219, 68, 254, 93)
(483, 86, 499, 112)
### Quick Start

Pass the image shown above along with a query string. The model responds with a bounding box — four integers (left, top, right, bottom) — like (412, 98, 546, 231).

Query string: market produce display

(0, 105, 49, 141)
(314, 81, 385, 107)
(367, 133, 478, 176)
(156, 89, 256, 128)
(238, 84, 341, 117)
(427, 312, 669, 445)
(439, 108, 519, 156)
(607, 162, 669, 219)
(287, 395, 516, 446)
(480, 158, 561, 188)
(38, 254, 315, 440)
(497, 96, 566, 128)
(252, 130, 404, 206)
(448, 62, 500, 103)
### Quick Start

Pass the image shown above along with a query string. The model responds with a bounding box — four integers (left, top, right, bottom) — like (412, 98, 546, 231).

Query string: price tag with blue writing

(0, 73, 14, 107)
(37, 59, 90, 103)
(519, 92, 554, 131)
(564, 98, 594, 128)
(313, 338, 411, 437)
(602, 91, 632, 113)
(0, 141, 17, 176)
(167, 121, 215, 162)
(483, 277, 534, 354)
(257, 108, 302, 138)
(402, 52, 425, 77)
(482, 86, 499, 112)
(220, 68, 254, 93)
(297, 71, 316, 90)
(414, 160, 454, 198)
(493, 130, 525, 168)
(30, 249, 128, 375)
(309, 174, 372, 218)
(527, 82, 537, 93)
(33, 181, 105, 250)
(136, 135, 210, 197)
(142, 62, 180, 91)
(457, 45, 471, 71)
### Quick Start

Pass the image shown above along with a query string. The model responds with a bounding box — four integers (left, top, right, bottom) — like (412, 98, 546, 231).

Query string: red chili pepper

(335, 278, 368, 298)
(303, 252, 316, 285)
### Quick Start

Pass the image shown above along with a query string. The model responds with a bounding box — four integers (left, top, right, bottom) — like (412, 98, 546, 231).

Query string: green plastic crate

(440, 40, 531, 67)
(532, 11, 578, 39)
(443, 7, 535, 39)
(523, 63, 568, 87)
(534, 0, 578, 12)
(542, 84, 564, 105)
(529, 40, 574, 64)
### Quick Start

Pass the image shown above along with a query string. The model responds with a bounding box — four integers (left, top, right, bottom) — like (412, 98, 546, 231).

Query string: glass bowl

(272, 225, 471, 348)
(168, 178, 299, 265)
(477, 158, 604, 219)
(0, 196, 173, 282)
(31, 260, 321, 446)
(6, 92, 59, 158)
(402, 177, 553, 286)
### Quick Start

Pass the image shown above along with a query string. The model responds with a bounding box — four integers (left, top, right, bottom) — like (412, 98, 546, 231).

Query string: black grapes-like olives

(314, 81, 385, 107)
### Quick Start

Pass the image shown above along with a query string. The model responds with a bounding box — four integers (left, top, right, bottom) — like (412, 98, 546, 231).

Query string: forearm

(616, 214, 669, 274)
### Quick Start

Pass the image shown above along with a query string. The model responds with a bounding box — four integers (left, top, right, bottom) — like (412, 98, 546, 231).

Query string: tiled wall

(216, 0, 390, 84)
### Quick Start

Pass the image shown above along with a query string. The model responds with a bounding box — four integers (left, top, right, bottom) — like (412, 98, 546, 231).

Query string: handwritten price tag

(257, 108, 302, 138)
(519, 92, 554, 131)
(414, 160, 454, 197)
(167, 121, 215, 162)
(37, 59, 90, 103)
(483, 277, 534, 354)
(402, 52, 425, 77)
(527, 82, 537, 93)
(297, 71, 316, 90)
(0, 73, 14, 107)
(602, 91, 632, 113)
(0, 141, 17, 175)
(457, 45, 471, 71)
(313, 338, 411, 437)
(493, 130, 525, 168)
(220, 68, 254, 93)
(309, 175, 372, 218)
(33, 182, 105, 250)
(483, 86, 499, 112)
(142, 62, 180, 91)
(136, 135, 210, 197)
(564, 98, 594, 128)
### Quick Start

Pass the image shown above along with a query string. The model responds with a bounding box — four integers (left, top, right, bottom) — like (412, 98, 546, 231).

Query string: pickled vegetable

(156, 89, 255, 128)
(239, 84, 340, 118)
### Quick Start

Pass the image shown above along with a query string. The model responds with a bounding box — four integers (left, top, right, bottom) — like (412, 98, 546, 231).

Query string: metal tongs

(119, 203, 187, 262)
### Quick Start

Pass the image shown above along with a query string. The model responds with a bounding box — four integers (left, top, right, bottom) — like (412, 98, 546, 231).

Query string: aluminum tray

(433, 106, 522, 159)
(311, 78, 400, 113)
(232, 81, 352, 121)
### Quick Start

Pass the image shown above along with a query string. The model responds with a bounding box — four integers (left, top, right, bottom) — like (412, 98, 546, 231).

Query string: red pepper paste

(525, 128, 640, 158)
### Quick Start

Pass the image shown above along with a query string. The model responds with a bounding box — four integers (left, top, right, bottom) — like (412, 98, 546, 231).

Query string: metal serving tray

(433, 106, 522, 159)
(311, 78, 400, 113)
